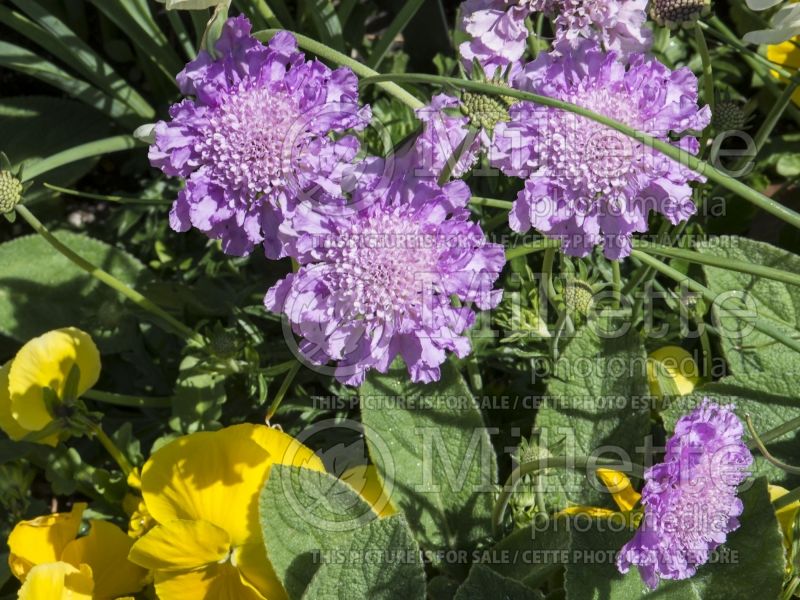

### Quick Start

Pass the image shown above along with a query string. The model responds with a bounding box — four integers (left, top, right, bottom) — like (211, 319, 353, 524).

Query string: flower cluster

(616, 400, 753, 588)
(151, 16, 504, 384)
(151, 16, 370, 258)
(415, 2, 709, 259)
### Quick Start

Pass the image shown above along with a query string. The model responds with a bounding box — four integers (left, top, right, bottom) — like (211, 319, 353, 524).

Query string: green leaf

(0, 231, 144, 348)
(487, 519, 570, 590)
(563, 477, 784, 599)
(697, 236, 800, 397)
(169, 355, 226, 433)
(359, 359, 497, 563)
(454, 564, 543, 600)
(260, 465, 384, 599)
(776, 153, 800, 177)
(301, 515, 426, 600)
(535, 328, 650, 509)
(0, 96, 111, 197)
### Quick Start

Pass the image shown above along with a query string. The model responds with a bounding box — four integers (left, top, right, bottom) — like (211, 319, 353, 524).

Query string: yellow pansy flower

(767, 35, 800, 106)
(769, 485, 800, 550)
(128, 424, 325, 600)
(341, 464, 397, 518)
(0, 328, 100, 446)
(646, 346, 700, 397)
(7, 503, 147, 599)
(557, 469, 642, 519)
(18, 562, 94, 600)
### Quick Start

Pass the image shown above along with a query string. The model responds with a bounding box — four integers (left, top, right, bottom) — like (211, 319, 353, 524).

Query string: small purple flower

(150, 16, 371, 258)
(491, 43, 710, 258)
(616, 400, 753, 589)
(459, 0, 553, 76)
(554, 0, 652, 55)
(458, 0, 651, 75)
(265, 163, 505, 386)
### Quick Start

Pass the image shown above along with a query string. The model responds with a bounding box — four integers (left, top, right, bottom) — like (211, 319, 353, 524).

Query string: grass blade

(366, 0, 426, 70)
(6, 0, 154, 119)
(0, 41, 138, 126)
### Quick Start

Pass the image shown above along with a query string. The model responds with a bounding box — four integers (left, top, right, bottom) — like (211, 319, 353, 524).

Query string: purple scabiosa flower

(264, 162, 505, 386)
(491, 43, 710, 258)
(616, 400, 753, 589)
(412, 93, 492, 180)
(459, 0, 554, 76)
(555, 0, 652, 54)
(150, 16, 371, 258)
(458, 0, 651, 75)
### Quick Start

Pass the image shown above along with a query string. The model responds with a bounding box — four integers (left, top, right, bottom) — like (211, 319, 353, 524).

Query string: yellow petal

(250, 425, 325, 472)
(140, 424, 321, 547)
(235, 541, 287, 600)
(646, 346, 699, 397)
(61, 520, 147, 598)
(0, 361, 29, 441)
(770, 485, 800, 548)
(8, 328, 100, 432)
(18, 562, 93, 600)
(768, 39, 800, 70)
(8, 503, 86, 580)
(556, 506, 617, 518)
(341, 465, 397, 518)
(596, 469, 641, 513)
(153, 563, 267, 600)
(129, 519, 230, 571)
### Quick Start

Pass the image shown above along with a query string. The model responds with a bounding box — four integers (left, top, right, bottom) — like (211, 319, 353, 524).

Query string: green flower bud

(461, 91, 515, 131)
(563, 278, 595, 316)
(0, 170, 23, 214)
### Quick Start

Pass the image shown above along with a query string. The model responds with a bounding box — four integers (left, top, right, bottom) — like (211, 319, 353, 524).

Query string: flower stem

(89, 423, 135, 478)
(469, 196, 514, 210)
(774, 486, 800, 511)
(361, 73, 800, 231)
(505, 239, 561, 261)
(253, 29, 424, 110)
(632, 240, 800, 288)
(745, 415, 800, 475)
(631, 250, 800, 355)
(44, 183, 171, 206)
(694, 25, 714, 157)
(266, 361, 301, 422)
(82, 389, 173, 409)
(15, 205, 203, 345)
(20, 136, 139, 182)
(611, 260, 622, 310)
(492, 456, 646, 536)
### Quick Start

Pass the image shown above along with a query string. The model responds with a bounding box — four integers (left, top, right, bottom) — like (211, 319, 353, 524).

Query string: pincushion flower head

(150, 16, 371, 258)
(0, 328, 100, 446)
(491, 42, 710, 258)
(128, 424, 325, 599)
(265, 165, 505, 385)
(459, 0, 651, 75)
(616, 400, 753, 589)
(7, 503, 147, 599)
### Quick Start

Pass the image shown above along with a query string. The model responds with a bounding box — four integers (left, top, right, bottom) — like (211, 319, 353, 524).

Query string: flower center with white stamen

(322, 212, 442, 322)
(197, 84, 302, 200)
